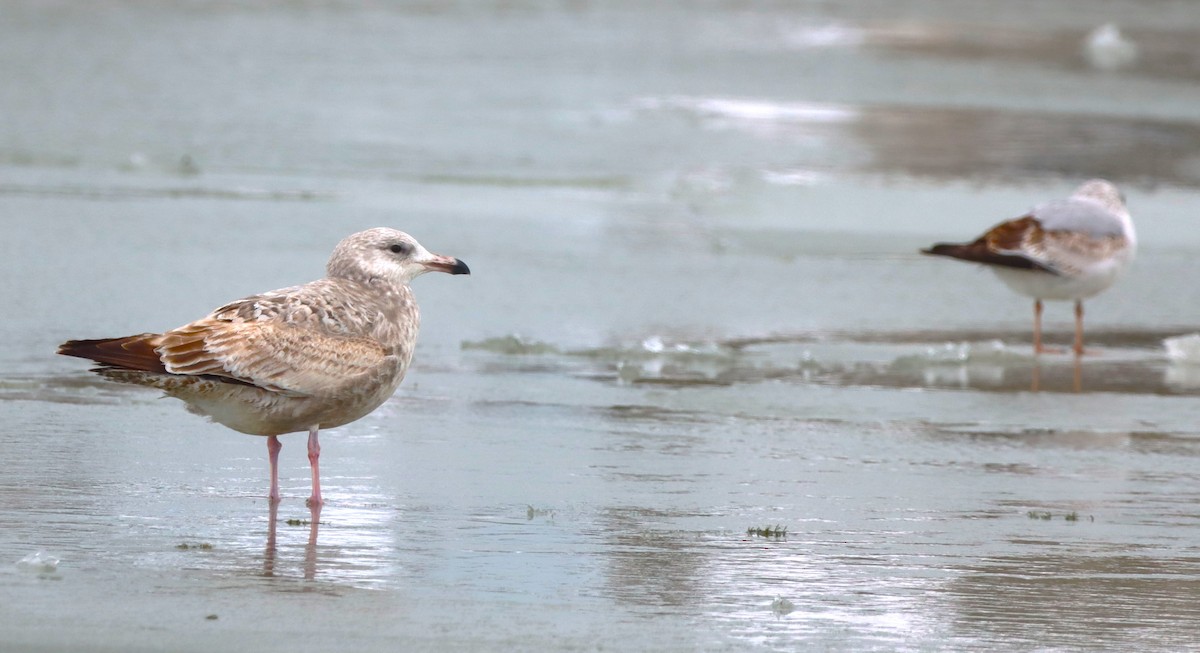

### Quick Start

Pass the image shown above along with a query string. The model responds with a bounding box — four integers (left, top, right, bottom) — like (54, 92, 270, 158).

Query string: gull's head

(1072, 179, 1127, 214)
(327, 228, 470, 286)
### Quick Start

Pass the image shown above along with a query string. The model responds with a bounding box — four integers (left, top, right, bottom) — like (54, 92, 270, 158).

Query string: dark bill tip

(425, 256, 471, 275)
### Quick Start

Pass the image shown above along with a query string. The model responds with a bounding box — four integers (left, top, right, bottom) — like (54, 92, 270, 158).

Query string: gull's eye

(389, 243, 411, 255)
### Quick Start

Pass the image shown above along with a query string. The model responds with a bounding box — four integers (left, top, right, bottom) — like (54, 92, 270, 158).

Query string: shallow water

(4, 1, 1200, 651)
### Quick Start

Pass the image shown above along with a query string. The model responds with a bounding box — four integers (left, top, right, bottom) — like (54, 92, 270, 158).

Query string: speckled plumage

(59, 228, 469, 504)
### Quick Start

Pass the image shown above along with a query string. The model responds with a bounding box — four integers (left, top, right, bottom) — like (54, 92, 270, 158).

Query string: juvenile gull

(58, 228, 469, 506)
(921, 179, 1135, 356)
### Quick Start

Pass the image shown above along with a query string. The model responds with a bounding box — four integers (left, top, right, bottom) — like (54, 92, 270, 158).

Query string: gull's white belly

(991, 251, 1131, 301)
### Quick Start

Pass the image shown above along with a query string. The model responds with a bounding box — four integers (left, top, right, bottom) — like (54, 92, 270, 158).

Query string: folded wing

(156, 318, 390, 397)
(59, 287, 394, 398)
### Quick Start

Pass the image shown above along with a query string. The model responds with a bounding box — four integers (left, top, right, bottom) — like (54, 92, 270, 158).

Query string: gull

(58, 228, 469, 506)
(921, 179, 1135, 356)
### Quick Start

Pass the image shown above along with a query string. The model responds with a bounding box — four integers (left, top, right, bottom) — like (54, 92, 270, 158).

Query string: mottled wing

(922, 216, 1055, 272)
(988, 208, 1129, 277)
(156, 288, 394, 397)
(924, 210, 1128, 277)
(156, 318, 391, 397)
(1023, 197, 1131, 276)
(1015, 227, 1129, 277)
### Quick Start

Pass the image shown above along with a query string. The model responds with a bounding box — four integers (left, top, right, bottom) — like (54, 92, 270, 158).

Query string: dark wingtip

(919, 242, 1051, 272)
(58, 339, 91, 357)
(921, 243, 956, 257)
(56, 334, 168, 373)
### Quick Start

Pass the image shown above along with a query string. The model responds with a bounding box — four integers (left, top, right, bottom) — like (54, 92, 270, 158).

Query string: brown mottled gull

(58, 228, 469, 506)
(921, 179, 1135, 356)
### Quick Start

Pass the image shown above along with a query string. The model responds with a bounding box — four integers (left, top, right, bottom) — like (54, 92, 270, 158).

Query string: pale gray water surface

(5, 1, 1200, 651)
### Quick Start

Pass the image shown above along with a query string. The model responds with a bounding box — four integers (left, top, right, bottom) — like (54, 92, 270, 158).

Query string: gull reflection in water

(1030, 357, 1082, 393)
(263, 502, 322, 581)
(252, 497, 398, 589)
(908, 351, 1083, 394)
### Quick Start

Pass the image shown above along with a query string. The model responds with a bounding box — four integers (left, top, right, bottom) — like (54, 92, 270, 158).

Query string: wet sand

(4, 1, 1200, 651)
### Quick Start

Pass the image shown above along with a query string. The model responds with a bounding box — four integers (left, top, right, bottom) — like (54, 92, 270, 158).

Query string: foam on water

(16, 551, 60, 578)
(1163, 333, 1200, 364)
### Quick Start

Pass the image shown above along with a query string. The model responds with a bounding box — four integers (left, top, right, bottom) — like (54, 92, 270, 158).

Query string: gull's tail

(57, 334, 169, 373)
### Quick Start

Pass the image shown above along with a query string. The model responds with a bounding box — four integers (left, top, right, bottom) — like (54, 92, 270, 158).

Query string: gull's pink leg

(306, 426, 323, 507)
(267, 435, 282, 504)
(1033, 300, 1044, 355)
(1074, 300, 1085, 357)
(1032, 300, 1066, 355)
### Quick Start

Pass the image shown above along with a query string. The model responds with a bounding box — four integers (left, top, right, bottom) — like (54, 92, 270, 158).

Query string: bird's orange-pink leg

(267, 435, 282, 504)
(307, 426, 323, 507)
(1032, 300, 1071, 355)
(1073, 300, 1085, 357)
(1033, 300, 1045, 355)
